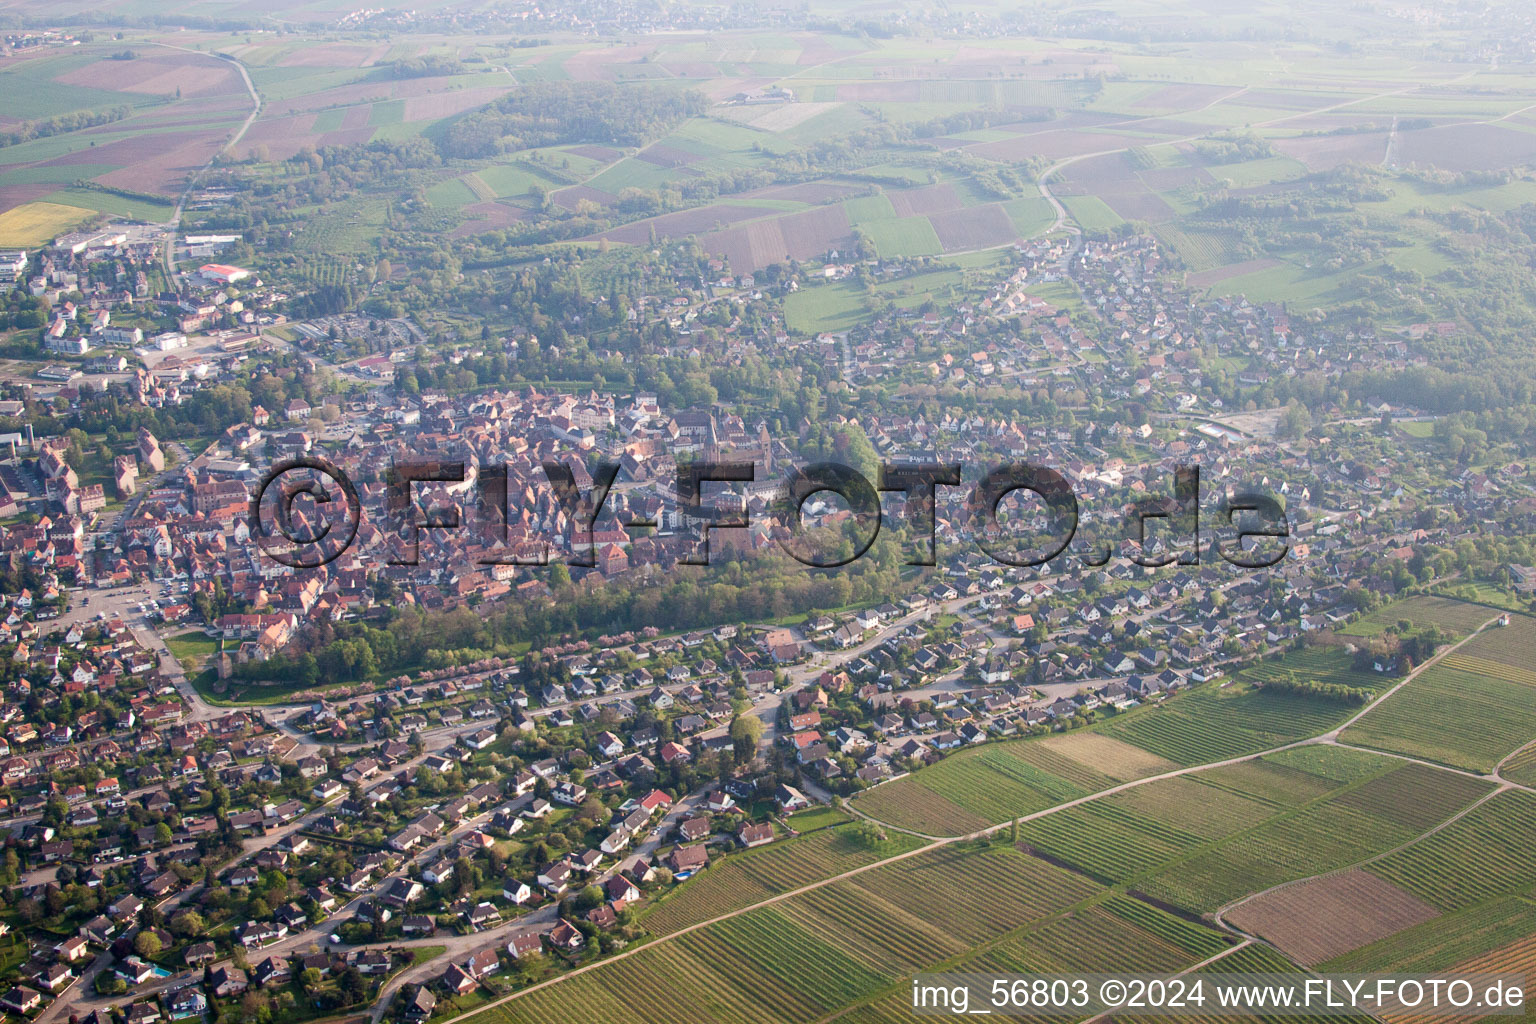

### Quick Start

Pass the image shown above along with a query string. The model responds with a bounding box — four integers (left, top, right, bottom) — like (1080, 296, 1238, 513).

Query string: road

(152, 44, 261, 278)
(365, 785, 711, 1023)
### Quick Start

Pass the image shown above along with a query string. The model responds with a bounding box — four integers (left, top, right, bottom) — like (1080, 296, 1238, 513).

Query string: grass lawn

(166, 631, 220, 672)
(785, 805, 852, 832)
(784, 281, 869, 334)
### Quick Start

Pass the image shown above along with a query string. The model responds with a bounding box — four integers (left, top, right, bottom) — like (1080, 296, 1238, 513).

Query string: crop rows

(1448, 615, 1536, 670)
(1154, 223, 1246, 272)
(1195, 757, 1351, 808)
(852, 846, 1101, 945)
(1375, 931, 1536, 1023)
(1018, 798, 1207, 882)
(1100, 686, 1347, 765)
(781, 881, 965, 974)
(1334, 763, 1494, 831)
(495, 936, 790, 1024)
(1340, 596, 1497, 637)
(1110, 776, 1277, 840)
(854, 777, 990, 835)
(1340, 665, 1536, 772)
(855, 742, 1089, 835)
(676, 908, 889, 1012)
(978, 900, 1229, 975)
(1125, 753, 1488, 915)
(642, 824, 921, 936)
(1036, 732, 1180, 781)
(1500, 742, 1536, 785)
(1139, 802, 1411, 913)
(1324, 895, 1536, 974)
(1369, 789, 1536, 910)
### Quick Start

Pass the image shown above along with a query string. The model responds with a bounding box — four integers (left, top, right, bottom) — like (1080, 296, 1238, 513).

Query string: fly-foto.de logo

(248, 456, 1290, 571)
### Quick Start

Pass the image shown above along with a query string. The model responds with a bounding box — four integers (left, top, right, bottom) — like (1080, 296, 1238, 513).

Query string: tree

(729, 713, 763, 763)
(852, 819, 887, 849)
(575, 884, 603, 911)
(134, 931, 162, 958)
(172, 909, 206, 937)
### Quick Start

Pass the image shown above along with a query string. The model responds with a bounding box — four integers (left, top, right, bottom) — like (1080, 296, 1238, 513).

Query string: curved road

(152, 43, 261, 277)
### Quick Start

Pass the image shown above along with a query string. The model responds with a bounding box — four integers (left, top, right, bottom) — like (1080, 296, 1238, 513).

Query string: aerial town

(1, 4, 1535, 1024)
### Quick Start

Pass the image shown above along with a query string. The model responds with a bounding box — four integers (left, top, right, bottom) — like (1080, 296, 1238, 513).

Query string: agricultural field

(640, 823, 925, 937)
(854, 737, 1104, 837)
(1226, 869, 1442, 966)
(1500, 743, 1536, 786)
(1339, 618, 1536, 772)
(1011, 745, 1491, 917)
(1338, 596, 1501, 638)
(4, 22, 1535, 316)
(1378, 931, 1536, 1023)
(1236, 645, 1386, 692)
(1137, 759, 1492, 914)
(0, 44, 252, 220)
(289, 196, 391, 255)
(0, 200, 94, 245)
(1098, 677, 1356, 766)
(855, 668, 1378, 837)
(1368, 789, 1536, 910)
(1324, 896, 1536, 976)
(487, 844, 1103, 1024)
(836, 897, 1234, 1024)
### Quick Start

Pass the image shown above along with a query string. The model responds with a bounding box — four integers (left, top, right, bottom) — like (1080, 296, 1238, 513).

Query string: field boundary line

(1495, 737, 1536, 774)
(1212, 781, 1510, 933)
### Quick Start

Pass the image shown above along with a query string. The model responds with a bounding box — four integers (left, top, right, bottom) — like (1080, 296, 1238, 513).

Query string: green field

(861, 215, 943, 257)
(855, 666, 1378, 838)
(641, 823, 925, 936)
(487, 845, 1106, 1024)
(856, 742, 1092, 837)
(1201, 154, 1308, 187)
(1368, 789, 1536, 910)
(51, 187, 173, 221)
(291, 196, 390, 254)
(1501, 743, 1536, 786)
(1338, 595, 1497, 637)
(783, 282, 870, 334)
(842, 194, 896, 224)
(166, 631, 220, 672)
(1134, 757, 1491, 914)
(784, 805, 851, 832)
(1154, 223, 1249, 272)
(1339, 619, 1536, 772)
(1061, 194, 1125, 232)
(1004, 195, 1056, 237)
(1098, 681, 1355, 766)
(1015, 746, 1486, 912)
(427, 177, 480, 210)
